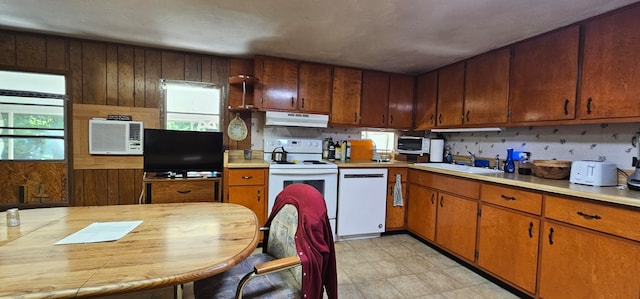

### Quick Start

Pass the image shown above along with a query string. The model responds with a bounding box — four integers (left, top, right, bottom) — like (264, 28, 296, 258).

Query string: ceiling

(0, 0, 638, 74)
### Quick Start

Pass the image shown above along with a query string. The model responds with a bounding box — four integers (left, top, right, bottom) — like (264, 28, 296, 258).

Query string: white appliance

(396, 136, 430, 155)
(264, 111, 329, 128)
(570, 160, 618, 187)
(337, 168, 387, 240)
(264, 137, 338, 237)
(89, 119, 143, 155)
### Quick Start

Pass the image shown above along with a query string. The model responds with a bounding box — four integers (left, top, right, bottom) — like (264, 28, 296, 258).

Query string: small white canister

(6, 208, 20, 227)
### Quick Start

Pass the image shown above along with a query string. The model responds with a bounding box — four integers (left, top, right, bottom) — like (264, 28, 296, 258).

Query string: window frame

(159, 79, 225, 132)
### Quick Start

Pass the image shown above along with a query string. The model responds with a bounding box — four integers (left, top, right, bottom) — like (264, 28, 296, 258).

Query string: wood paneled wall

(0, 29, 229, 206)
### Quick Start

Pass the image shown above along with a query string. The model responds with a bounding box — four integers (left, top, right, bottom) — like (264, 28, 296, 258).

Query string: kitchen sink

(413, 163, 503, 174)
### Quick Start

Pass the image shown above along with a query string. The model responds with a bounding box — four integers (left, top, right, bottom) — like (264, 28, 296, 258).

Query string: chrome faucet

(468, 151, 476, 167)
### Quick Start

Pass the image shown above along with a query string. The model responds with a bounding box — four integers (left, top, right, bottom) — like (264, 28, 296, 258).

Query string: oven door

(268, 168, 338, 232)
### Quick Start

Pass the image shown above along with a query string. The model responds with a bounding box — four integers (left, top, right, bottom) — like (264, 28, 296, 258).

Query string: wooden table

(0, 203, 259, 298)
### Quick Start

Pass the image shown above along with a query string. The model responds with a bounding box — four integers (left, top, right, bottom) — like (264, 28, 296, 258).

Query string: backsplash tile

(443, 123, 640, 170)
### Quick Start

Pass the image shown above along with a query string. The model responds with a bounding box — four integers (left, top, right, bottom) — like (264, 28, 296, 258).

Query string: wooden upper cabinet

(330, 67, 362, 126)
(464, 48, 510, 125)
(436, 62, 465, 127)
(255, 56, 299, 111)
(414, 71, 438, 130)
(580, 5, 640, 120)
(509, 25, 579, 123)
(298, 62, 332, 113)
(388, 73, 415, 129)
(360, 70, 390, 127)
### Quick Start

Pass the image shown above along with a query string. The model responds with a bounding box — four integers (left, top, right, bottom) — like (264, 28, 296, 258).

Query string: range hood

(264, 111, 329, 128)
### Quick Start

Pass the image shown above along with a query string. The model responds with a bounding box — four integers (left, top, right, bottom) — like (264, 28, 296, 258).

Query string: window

(361, 130, 395, 151)
(0, 71, 66, 161)
(161, 80, 223, 132)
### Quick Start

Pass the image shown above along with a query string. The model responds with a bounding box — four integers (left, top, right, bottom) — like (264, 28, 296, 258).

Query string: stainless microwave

(396, 136, 429, 155)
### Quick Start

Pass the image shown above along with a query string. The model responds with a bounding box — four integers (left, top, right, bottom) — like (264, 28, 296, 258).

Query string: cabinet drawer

(228, 169, 266, 185)
(409, 170, 479, 199)
(149, 180, 215, 203)
(388, 168, 408, 183)
(545, 195, 640, 242)
(481, 184, 542, 215)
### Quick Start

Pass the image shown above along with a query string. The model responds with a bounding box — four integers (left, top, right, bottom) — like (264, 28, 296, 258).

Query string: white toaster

(569, 160, 618, 186)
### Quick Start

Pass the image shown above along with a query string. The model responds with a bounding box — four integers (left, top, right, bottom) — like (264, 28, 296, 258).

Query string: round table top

(0, 202, 259, 298)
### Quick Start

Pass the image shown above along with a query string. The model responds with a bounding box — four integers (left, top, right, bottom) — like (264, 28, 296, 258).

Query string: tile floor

(100, 234, 522, 299)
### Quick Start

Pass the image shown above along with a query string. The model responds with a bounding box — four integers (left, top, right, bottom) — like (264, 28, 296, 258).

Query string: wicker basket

(531, 160, 572, 179)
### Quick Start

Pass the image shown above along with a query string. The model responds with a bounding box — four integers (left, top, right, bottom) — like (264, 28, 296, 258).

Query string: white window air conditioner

(89, 119, 143, 155)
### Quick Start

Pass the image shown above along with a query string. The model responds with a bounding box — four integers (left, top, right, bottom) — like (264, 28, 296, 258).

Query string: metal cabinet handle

(528, 222, 534, 238)
(439, 114, 442, 124)
(577, 211, 601, 220)
(586, 97, 593, 114)
(177, 190, 192, 194)
(429, 114, 434, 124)
(548, 227, 554, 245)
(430, 193, 435, 204)
(301, 97, 305, 108)
(291, 97, 295, 107)
(390, 115, 393, 124)
(257, 190, 261, 201)
(501, 195, 516, 201)
(241, 176, 253, 179)
(382, 114, 385, 124)
(354, 112, 357, 123)
(465, 110, 470, 122)
(439, 196, 443, 207)
(563, 99, 569, 115)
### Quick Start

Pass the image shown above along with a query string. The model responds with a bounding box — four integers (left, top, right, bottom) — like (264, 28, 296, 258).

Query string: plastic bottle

(328, 139, 336, 161)
(322, 138, 329, 159)
(340, 141, 347, 162)
(346, 140, 351, 160)
(504, 148, 515, 173)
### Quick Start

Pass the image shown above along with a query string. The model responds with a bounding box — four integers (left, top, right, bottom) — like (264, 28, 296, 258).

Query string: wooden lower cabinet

(435, 192, 478, 262)
(144, 177, 221, 203)
(386, 167, 407, 230)
(406, 183, 437, 241)
(225, 168, 267, 228)
(538, 220, 640, 298)
(477, 204, 539, 294)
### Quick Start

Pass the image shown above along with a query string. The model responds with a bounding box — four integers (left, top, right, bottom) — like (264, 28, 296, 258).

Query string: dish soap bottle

(504, 148, 515, 173)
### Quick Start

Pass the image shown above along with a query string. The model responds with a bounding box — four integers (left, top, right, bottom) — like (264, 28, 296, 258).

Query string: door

(436, 62, 465, 127)
(407, 183, 437, 241)
(539, 221, 640, 299)
(298, 62, 332, 113)
(435, 192, 477, 261)
(464, 48, 510, 125)
(509, 26, 579, 123)
(580, 5, 640, 120)
(414, 71, 438, 130)
(360, 70, 390, 127)
(477, 205, 539, 294)
(388, 73, 414, 129)
(330, 67, 362, 125)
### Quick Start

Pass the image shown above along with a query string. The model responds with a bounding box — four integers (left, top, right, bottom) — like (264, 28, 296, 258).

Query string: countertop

(409, 164, 640, 209)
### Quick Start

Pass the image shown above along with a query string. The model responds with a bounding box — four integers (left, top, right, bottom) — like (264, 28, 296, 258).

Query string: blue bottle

(504, 148, 515, 173)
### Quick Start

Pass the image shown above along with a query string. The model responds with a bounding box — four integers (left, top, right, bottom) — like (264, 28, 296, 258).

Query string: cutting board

(349, 139, 374, 161)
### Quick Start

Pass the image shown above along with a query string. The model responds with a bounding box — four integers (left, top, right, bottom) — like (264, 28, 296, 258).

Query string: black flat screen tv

(143, 129, 223, 176)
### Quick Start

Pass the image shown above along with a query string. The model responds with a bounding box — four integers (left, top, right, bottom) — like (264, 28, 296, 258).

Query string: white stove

(264, 137, 338, 237)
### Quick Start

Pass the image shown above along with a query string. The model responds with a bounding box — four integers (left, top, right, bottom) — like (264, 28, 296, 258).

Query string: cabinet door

(509, 26, 579, 122)
(388, 73, 414, 129)
(386, 168, 407, 230)
(580, 5, 640, 120)
(539, 221, 640, 299)
(298, 62, 332, 113)
(414, 72, 438, 130)
(360, 70, 390, 127)
(436, 62, 465, 127)
(464, 48, 510, 125)
(228, 185, 266, 226)
(407, 184, 437, 241)
(258, 56, 298, 111)
(330, 67, 362, 126)
(477, 205, 539, 294)
(148, 180, 216, 203)
(435, 193, 477, 261)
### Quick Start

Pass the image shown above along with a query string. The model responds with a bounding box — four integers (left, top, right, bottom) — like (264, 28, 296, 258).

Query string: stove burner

(303, 160, 327, 164)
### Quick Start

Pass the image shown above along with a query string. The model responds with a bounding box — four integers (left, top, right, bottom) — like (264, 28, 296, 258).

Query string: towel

(393, 173, 403, 206)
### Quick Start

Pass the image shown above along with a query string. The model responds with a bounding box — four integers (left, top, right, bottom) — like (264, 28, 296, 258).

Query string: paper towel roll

(429, 139, 444, 162)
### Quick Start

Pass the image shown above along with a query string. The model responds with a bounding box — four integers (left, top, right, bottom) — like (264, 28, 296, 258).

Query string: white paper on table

(54, 220, 143, 245)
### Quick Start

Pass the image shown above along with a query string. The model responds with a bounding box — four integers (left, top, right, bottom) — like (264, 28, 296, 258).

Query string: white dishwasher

(337, 168, 388, 239)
